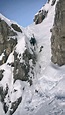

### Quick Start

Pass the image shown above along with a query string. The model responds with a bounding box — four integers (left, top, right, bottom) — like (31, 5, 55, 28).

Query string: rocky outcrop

(10, 96, 22, 115)
(0, 84, 9, 113)
(13, 48, 37, 85)
(0, 16, 37, 114)
(51, 0, 56, 6)
(0, 84, 22, 114)
(0, 69, 4, 80)
(34, 10, 48, 24)
(11, 24, 22, 33)
(0, 19, 23, 114)
(34, 0, 57, 25)
(47, 0, 50, 3)
(34, 0, 56, 25)
(0, 19, 17, 65)
(51, 0, 65, 66)
(47, 0, 56, 5)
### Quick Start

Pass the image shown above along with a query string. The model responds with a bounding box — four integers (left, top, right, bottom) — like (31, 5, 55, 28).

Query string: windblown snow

(0, 0, 65, 115)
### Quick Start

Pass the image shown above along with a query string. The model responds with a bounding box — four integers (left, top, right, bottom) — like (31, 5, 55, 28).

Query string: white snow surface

(0, 0, 65, 115)
(0, 53, 4, 61)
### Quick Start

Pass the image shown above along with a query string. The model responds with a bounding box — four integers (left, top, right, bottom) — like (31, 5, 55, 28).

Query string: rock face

(51, 0, 56, 6)
(11, 24, 22, 33)
(13, 48, 37, 85)
(34, 0, 56, 25)
(47, 0, 56, 5)
(0, 16, 37, 114)
(34, 10, 48, 24)
(0, 19, 17, 65)
(10, 96, 22, 115)
(51, 0, 65, 66)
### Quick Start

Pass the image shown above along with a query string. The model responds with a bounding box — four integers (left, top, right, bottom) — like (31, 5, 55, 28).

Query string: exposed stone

(51, 0, 56, 6)
(0, 69, 4, 80)
(11, 24, 22, 33)
(0, 85, 9, 114)
(39, 46, 44, 52)
(0, 86, 8, 113)
(34, 0, 56, 25)
(10, 96, 22, 115)
(0, 15, 37, 114)
(0, 19, 17, 65)
(13, 48, 37, 85)
(0, 83, 22, 114)
(51, 0, 65, 66)
(0, 84, 8, 103)
(0, 87, 3, 101)
(3, 102, 8, 113)
(13, 51, 27, 81)
(0, 19, 17, 37)
(47, 0, 50, 3)
(34, 10, 48, 24)
(7, 62, 14, 67)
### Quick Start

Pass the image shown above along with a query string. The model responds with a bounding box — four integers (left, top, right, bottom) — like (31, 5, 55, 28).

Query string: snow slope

(0, 0, 65, 115)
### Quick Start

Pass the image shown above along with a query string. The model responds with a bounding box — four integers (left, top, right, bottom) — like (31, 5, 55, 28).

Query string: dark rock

(35, 89, 38, 93)
(0, 85, 9, 114)
(0, 14, 37, 114)
(13, 48, 37, 85)
(28, 79, 32, 86)
(3, 102, 8, 113)
(51, 0, 56, 6)
(34, 10, 48, 24)
(14, 89, 17, 92)
(13, 51, 30, 82)
(0, 86, 3, 96)
(0, 19, 17, 37)
(39, 46, 43, 52)
(0, 69, 4, 80)
(0, 18, 1, 22)
(47, 0, 50, 3)
(10, 96, 22, 115)
(1, 84, 8, 103)
(0, 19, 17, 65)
(51, 0, 65, 66)
(7, 62, 14, 67)
(11, 24, 22, 33)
